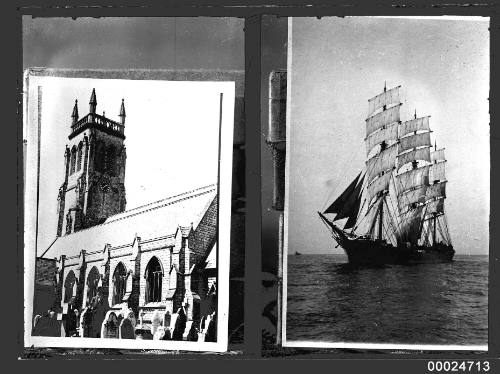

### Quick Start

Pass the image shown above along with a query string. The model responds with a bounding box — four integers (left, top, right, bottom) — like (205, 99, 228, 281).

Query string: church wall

(81, 261, 102, 309)
(138, 246, 171, 307)
(108, 251, 134, 308)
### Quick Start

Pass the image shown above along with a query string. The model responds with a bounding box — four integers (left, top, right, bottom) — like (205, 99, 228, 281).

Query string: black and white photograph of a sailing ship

(318, 83, 455, 266)
(283, 16, 489, 348)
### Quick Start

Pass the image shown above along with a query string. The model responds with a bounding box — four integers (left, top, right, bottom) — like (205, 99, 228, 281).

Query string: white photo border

(23, 71, 234, 352)
(281, 16, 488, 352)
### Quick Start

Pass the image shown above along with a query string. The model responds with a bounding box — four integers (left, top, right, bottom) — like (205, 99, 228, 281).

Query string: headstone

(171, 309, 186, 341)
(182, 321, 198, 341)
(153, 326, 166, 340)
(151, 310, 161, 336)
(119, 317, 135, 339)
(101, 311, 119, 339)
(205, 314, 216, 342)
(163, 311, 171, 328)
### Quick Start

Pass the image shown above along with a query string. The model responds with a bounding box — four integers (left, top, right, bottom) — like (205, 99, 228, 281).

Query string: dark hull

(318, 212, 454, 266)
(341, 238, 455, 266)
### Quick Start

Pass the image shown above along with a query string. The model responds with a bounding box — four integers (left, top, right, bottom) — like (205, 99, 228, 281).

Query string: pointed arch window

(64, 270, 77, 303)
(86, 267, 100, 306)
(112, 262, 127, 305)
(77, 142, 83, 172)
(145, 257, 163, 303)
(70, 146, 77, 174)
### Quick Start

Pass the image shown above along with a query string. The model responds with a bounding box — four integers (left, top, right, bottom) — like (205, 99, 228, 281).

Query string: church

(32, 89, 218, 342)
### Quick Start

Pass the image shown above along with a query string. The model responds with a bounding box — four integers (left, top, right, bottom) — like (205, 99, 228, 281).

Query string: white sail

(426, 181, 446, 200)
(368, 86, 401, 117)
(398, 205, 425, 243)
(431, 148, 446, 163)
(399, 116, 430, 138)
(365, 122, 399, 155)
(367, 171, 392, 203)
(366, 104, 401, 137)
(397, 147, 431, 170)
(429, 161, 446, 183)
(396, 165, 430, 194)
(398, 131, 432, 154)
(398, 185, 427, 211)
(366, 144, 397, 183)
(426, 198, 445, 215)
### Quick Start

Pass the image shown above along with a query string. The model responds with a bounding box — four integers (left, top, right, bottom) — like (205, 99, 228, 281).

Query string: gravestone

(205, 314, 216, 342)
(182, 321, 198, 341)
(163, 311, 171, 328)
(119, 317, 135, 339)
(151, 310, 161, 336)
(101, 311, 119, 339)
(153, 326, 166, 340)
(171, 309, 187, 341)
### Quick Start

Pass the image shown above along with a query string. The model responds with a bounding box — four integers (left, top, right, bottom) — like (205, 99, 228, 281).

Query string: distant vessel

(295, 251, 302, 256)
(319, 84, 454, 266)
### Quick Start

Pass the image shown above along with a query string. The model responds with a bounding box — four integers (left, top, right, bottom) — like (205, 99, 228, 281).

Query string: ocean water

(286, 254, 488, 345)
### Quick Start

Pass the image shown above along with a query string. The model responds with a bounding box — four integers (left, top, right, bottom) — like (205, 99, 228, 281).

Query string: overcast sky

(29, 77, 234, 256)
(286, 17, 489, 255)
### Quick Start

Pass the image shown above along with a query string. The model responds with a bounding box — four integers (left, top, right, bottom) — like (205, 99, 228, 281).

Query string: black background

(7, 0, 500, 370)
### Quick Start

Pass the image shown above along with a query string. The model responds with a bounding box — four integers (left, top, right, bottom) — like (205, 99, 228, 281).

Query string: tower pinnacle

(119, 98, 126, 125)
(71, 99, 79, 125)
(89, 88, 97, 114)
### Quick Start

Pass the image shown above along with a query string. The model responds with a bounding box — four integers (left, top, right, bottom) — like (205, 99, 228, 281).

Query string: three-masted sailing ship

(319, 84, 454, 265)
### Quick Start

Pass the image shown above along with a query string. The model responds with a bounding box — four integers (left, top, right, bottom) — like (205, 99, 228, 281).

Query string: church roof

(42, 184, 217, 260)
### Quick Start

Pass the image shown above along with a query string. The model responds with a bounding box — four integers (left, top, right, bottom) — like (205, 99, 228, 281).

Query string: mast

(364, 83, 402, 240)
(378, 198, 383, 240)
(433, 213, 437, 245)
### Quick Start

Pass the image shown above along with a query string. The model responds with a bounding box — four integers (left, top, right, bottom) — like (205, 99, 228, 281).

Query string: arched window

(106, 145, 116, 176)
(70, 146, 77, 174)
(64, 270, 77, 303)
(94, 142, 106, 172)
(112, 262, 127, 305)
(76, 142, 83, 172)
(86, 267, 100, 306)
(145, 257, 163, 303)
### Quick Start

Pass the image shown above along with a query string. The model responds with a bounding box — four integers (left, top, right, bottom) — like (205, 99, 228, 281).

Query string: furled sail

(399, 116, 430, 138)
(368, 85, 401, 117)
(426, 181, 446, 200)
(396, 165, 430, 194)
(397, 147, 431, 170)
(366, 104, 401, 137)
(425, 198, 445, 215)
(398, 131, 432, 154)
(367, 171, 392, 202)
(431, 148, 446, 163)
(366, 144, 397, 183)
(365, 122, 399, 155)
(324, 172, 365, 226)
(398, 185, 427, 211)
(429, 161, 446, 183)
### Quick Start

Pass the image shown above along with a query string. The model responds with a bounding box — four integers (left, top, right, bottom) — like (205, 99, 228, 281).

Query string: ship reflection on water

(286, 253, 487, 345)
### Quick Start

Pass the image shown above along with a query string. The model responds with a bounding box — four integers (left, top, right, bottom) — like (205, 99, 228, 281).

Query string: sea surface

(286, 254, 488, 345)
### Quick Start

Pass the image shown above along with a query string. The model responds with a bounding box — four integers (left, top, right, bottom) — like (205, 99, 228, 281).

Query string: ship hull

(341, 238, 455, 266)
(318, 213, 454, 266)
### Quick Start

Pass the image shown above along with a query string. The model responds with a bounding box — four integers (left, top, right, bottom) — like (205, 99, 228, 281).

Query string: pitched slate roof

(42, 184, 217, 260)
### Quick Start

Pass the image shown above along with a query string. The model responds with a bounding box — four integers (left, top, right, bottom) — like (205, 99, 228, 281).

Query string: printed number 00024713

(427, 361, 490, 372)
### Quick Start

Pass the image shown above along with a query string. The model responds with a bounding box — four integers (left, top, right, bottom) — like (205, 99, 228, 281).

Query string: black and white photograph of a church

(28, 77, 231, 344)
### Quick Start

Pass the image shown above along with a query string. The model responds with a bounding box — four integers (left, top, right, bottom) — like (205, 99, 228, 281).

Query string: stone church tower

(56, 89, 127, 236)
